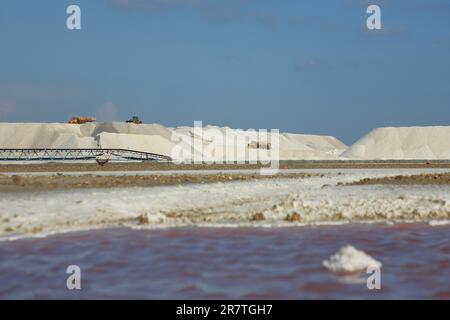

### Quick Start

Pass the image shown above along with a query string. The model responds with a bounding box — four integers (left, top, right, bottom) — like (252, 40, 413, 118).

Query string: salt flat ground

(0, 168, 449, 241)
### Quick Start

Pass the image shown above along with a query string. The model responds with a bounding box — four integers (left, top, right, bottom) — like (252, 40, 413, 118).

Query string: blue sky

(0, 0, 449, 143)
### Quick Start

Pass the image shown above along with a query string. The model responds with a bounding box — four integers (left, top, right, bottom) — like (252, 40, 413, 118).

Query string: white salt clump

(323, 245, 382, 273)
(429, 220, 450, 226)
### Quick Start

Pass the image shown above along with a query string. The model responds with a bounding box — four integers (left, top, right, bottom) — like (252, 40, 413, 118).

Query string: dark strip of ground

(1, 160, 450, 172)
(0, 173, 313, 193)
(350, 173, 450, 185)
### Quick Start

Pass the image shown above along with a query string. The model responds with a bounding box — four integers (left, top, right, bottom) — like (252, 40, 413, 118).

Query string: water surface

(1, 224, 449, 299)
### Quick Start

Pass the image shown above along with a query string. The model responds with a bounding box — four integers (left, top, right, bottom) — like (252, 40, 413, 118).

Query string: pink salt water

(0, 223, 449, 299)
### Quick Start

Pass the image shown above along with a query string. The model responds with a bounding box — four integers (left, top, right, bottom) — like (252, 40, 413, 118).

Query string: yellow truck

(68, 117, 97, 124)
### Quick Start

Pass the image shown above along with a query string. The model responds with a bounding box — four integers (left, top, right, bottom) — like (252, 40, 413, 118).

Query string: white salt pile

(170, 125, 348, 161)
(342, 126, 450, 160)
(0, 123, 97, 149)
(1, 123, 449, 161)
(0, 122, 348, 161)
(322, 245, 382, 273)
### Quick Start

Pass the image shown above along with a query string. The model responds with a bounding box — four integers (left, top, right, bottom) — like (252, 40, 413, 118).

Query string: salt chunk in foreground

(323, 245, 382, 273)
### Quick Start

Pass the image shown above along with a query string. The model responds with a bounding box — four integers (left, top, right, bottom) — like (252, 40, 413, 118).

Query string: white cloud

(294, 58, 329, 71)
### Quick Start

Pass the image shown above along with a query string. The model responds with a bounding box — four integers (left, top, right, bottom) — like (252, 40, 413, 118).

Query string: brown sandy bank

(350, 173, 450, 185)
(0, 172, 313, 193)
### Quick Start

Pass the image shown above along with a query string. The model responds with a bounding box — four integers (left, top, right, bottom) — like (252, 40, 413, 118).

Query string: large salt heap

(169, 125, 348, 161)
(2, 123, 449, 161)
(341, 126, 450, 160)
(0, 122, 348, 161)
